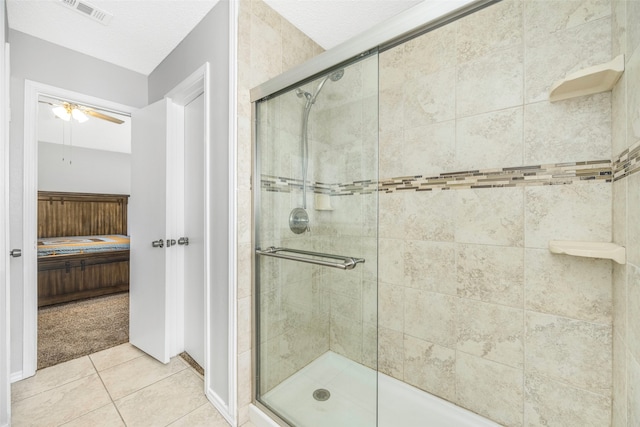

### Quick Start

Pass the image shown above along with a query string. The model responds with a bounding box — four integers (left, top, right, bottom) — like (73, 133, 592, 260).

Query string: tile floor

(10, 343, 241, 427)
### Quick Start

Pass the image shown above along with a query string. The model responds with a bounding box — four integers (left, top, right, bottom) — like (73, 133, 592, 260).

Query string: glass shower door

(254, 53, 379, 427)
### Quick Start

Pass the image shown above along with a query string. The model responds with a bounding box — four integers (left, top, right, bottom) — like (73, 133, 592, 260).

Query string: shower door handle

(256, 246, 365, 270)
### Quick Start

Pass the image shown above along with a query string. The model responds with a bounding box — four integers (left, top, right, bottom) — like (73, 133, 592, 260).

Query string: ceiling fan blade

(84, 109, 125, 124)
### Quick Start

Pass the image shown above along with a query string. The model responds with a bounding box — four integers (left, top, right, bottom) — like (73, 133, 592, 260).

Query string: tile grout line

(89, 355, 128, 426)
(11, 356, 96, 405)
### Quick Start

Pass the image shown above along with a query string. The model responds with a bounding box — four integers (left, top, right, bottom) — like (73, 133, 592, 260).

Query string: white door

(129, 98, 174, 364)
(183, 93, 205, 368)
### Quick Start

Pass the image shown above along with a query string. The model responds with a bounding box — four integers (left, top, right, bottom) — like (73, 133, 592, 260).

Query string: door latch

(177, 237, 189, 246)
(166, 239, 177, 247)
(152, 239, 164, 248)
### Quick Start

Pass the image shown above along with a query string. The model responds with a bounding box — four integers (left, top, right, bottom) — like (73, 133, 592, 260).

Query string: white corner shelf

(549, 55, 625, 102)
(549, 240, 626, 264)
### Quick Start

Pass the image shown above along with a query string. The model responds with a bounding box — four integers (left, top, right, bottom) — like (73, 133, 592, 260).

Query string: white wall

(9, 29, 147, 377)
(38, 141, 131, 194)
(148, 0, 232, 411)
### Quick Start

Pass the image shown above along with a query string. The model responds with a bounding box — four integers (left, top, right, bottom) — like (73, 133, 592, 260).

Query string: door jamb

(21, 80, 135, 379)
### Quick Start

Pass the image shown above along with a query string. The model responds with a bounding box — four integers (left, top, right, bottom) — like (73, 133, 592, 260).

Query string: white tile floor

(11, 343, 234, 427)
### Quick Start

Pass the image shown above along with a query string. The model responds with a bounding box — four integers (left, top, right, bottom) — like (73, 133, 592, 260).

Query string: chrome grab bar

(256, 246, 365, 270)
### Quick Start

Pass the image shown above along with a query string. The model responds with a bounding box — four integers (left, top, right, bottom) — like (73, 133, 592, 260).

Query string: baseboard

(206, 388, 235, 426)
(10, 370, 23, 383)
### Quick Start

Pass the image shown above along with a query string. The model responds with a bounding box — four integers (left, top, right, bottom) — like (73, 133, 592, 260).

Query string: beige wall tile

(613, 331, 627, 419)
(404, 334, 456, 401)
(456, 188, 524, 247)
(379, 281, 403, 332)
(628, 263, 640, 363)
(378, 129, 405, 181)
(525, 312, 612, 395)
(379, 46, 404, 92)
(456, 45, 524, 118)
(524, 93, 611, 165)
(612, 0, 626, 57)
(613, 404, 627, 427)
(612, 71, 627, 158)
(628, 172, 640, 266)
(627, 0, 640, 59)
(456, 107, 524, 171)
(457, 243, 524, 308)
(457, 298, 524, 368)
(378, 327, 404, 379)
(403, 68, 456, 128)
(524, 16, 611, 103)
(524, 183, 611, 249)
(403, 190, 456, 242)
(456, 352, 524, 427)
(613, 262, 627, 336)
(613, 179, 627, 247)
(379, 192, 405, 238)
(523, 0, 610, 41)
(249, 13, 282, 88)
(525, 249, 612, 323)
(627, 47, 640, 147)
(404, 288, 457, 348)
(404, 24, 457, 78)
(524, 373, 611, 427)
(238, 296, 252, 354)
(379, 86, 404, 134)
(379, 238, 404, 286)
(330, 314, 363, 363)
(457, 0, 523, 63)
(404, 240, 457, 295)
(629, 351, 640, 427)
(402, 120, 456, 176)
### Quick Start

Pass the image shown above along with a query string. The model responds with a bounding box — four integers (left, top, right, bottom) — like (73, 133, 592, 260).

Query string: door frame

(21, 80, 136, 379)
(1, 29, 11, 427)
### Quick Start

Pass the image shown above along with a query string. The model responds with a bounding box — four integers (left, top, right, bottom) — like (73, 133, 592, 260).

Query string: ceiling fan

(39, 98, 125, 124)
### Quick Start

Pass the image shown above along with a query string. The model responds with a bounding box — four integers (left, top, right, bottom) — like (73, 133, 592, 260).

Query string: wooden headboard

(38, 191, 129, 238)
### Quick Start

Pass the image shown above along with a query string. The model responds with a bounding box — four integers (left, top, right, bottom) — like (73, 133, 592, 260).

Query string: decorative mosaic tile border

(261, 160, 615, 195)
(613, 139, 640, 181)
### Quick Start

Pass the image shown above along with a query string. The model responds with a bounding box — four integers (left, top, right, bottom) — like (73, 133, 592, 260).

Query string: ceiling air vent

(57, 0, 113, 25)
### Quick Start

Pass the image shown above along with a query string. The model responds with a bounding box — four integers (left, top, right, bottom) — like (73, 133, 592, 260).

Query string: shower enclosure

(253, 54, 380, 426)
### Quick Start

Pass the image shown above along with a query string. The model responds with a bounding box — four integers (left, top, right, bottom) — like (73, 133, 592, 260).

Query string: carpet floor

(38, 292, 129, 370)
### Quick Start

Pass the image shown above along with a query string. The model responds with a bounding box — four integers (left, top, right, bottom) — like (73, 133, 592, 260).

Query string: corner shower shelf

(549, 55, 625, 102)
(549, 240, 626, 264)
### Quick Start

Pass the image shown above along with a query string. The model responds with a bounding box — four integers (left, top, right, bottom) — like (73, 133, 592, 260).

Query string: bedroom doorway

(36, 95, 132, 370)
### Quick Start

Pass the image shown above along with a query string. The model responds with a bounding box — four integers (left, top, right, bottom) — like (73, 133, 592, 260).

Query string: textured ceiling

(7, 0, 220, 75)
(264, 0, 423, 49)
(7, 0, 424, 76)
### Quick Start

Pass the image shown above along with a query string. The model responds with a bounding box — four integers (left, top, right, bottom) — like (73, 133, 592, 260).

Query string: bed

(37, 191, 130, 307)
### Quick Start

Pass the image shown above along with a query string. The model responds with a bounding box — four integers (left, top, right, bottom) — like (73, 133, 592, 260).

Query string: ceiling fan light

(72, 108, 89, 123)
(52, 106, 71, 121)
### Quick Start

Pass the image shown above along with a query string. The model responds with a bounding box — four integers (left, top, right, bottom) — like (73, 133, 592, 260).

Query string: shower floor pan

(260, 351, 500, 427)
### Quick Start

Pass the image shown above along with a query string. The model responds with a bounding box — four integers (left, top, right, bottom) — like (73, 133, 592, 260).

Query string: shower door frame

(250, 0, 499, 425)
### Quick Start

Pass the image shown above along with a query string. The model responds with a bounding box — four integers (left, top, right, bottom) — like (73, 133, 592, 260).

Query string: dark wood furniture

(37, 191, 130, 307)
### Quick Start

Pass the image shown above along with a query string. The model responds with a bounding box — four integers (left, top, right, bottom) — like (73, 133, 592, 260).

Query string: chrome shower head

(329, 69, 344, 82)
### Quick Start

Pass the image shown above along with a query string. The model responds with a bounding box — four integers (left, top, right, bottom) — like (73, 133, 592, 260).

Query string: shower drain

(313, 388, 331, 401)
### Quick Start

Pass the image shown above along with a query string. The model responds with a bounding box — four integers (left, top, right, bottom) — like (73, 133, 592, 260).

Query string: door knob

(10, 249, 22, 258)
(152, 239, 164, 248)
(177, 237, 189, 246)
